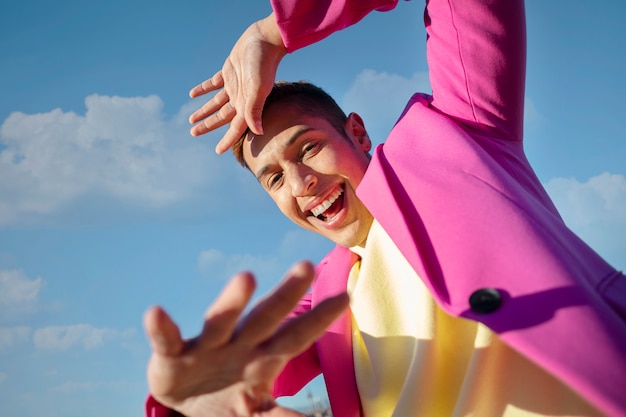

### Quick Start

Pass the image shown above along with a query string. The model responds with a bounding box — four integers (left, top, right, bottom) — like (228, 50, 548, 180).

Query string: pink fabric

(146, 395, 176, 417)
(270, 0, 398, 53)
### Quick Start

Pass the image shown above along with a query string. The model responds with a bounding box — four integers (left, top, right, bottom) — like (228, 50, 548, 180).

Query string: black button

(469, 288, 502, 314)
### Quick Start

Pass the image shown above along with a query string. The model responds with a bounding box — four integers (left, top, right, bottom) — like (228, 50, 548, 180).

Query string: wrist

(258, 13, 287, 53)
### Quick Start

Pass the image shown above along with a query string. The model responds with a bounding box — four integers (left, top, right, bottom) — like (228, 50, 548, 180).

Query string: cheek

(329, 145, 369, 181)
(309, 148, 341, 174)
(274, 193, 301, 220)
(342, 160, 368, 188)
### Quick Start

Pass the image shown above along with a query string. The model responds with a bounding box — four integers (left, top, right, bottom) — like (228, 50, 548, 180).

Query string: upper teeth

(311, 189, 343, 217)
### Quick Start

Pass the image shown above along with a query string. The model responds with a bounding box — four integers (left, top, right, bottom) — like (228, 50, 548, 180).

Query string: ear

(345, 112, 372, 152)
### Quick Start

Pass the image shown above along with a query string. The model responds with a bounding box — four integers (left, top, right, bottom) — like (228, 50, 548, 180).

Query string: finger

(215, 113, 249, 154)
(144, 306, 185, 356)
(199, 272, 257, 348)
(234, 262, 316, 346)
(265, 292, 349, 356)
(190, 100, 236, 137)
(242, 80, 271, 136)
(189, 71, 224, 98)
(188, 90, 230, 125)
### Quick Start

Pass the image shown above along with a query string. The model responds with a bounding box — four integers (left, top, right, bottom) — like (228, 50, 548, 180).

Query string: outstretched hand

(145, 261, 349, 417)
(188, 13, 287, 154)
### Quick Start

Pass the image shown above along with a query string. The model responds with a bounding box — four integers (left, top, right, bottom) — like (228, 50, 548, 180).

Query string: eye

(301, 141, 320, 159)
(267, 172, 284, 189)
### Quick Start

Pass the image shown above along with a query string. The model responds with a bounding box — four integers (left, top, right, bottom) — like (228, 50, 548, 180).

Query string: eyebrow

(254, 127, 316, 181)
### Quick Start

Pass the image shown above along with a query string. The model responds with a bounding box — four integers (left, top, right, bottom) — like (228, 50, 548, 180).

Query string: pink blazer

(271, 0, 626, 416)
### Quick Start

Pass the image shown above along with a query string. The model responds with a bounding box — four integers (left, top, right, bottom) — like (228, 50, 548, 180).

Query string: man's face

(243, 104, 374, 248)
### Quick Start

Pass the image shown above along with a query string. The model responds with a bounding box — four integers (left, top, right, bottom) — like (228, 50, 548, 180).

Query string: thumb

(244, 89, 267, 136)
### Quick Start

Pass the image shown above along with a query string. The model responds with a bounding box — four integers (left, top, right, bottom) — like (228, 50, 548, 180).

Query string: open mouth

(310, 188, 344, 222)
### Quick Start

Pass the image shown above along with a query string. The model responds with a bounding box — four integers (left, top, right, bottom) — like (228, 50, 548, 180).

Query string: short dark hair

(232, 81, 348, 168)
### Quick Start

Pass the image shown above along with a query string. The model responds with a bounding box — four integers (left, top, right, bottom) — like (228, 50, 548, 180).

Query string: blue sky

(1, 1, 625, 416)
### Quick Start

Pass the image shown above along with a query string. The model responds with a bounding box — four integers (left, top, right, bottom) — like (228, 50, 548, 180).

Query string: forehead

(242, 104, 336, 165)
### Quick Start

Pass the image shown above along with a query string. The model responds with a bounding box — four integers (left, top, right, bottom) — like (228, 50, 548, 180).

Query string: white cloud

(545, 172, 626, 227)
(198, 248, 281, 282)
(343, 70, 545, 143)
(342, 69, 431, 144)
(545, 172, 626, 270)
(198, 230, 333, 289)
(0, 326, 31, 352)
(0, 94, 231, 227)
(33, 324, 135, 351)
(278, 228, 333, 261)
(524, 97, 542, 130)
(49, 381, 97, 394)
(48, 379, 140, 394)
(0, 270, 43, 319)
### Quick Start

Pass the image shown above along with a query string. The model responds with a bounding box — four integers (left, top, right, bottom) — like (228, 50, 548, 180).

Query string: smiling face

(243, 103, 374, 248)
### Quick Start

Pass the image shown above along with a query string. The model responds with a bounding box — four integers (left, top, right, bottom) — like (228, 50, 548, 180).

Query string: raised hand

(188, 13, 287, 155)
(144, 261, 349, 417)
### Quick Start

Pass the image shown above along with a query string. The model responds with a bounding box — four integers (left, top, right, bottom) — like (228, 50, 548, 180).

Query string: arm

(144, 262, 348, 417)
(425, 0, 527, 141)
(188, 13, 287, 154)
(188, 0, 398, 153)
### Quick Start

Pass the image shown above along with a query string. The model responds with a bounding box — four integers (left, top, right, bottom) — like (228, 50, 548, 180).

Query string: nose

(288, 164, 318, 197)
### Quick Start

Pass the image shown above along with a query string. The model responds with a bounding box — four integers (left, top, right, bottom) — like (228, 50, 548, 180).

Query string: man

(145, 0, 626, 416)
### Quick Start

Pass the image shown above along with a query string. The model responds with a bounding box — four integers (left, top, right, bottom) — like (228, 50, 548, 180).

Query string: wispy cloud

(33, 324, 135, 351)
(524, 97, 543, 131)
(545, 172, 626, 269)
(0, 326, 31, 352)
(342, 69, 431, 144)
(198, 248, 281, 282)
(48, 379, 141, 394)
(0, 270, 43, 320)
(198, 229, 332, 285)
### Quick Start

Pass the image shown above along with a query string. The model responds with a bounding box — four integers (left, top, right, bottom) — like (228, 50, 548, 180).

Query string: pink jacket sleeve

(145, 394, 180, 417)
(425, 0, 526, 141)
(271, 0, 525, 142)
(270, 0, 398, 52)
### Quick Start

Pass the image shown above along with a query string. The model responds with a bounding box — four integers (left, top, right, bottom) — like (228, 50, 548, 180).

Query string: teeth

(311, 189, 343, 217)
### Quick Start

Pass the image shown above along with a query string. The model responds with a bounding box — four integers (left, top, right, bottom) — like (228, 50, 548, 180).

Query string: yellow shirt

(348, 220, 602, 417)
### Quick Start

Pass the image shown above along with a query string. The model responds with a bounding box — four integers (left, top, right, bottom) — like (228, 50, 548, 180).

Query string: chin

(332, 231, 367, 249)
